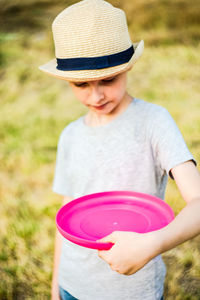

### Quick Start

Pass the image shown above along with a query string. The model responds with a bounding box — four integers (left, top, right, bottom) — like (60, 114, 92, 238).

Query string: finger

(98, 249, 109, 259)
(97, 250, 105, 259)
(97, 231, 116, 243)
(98, 250, 112, 264)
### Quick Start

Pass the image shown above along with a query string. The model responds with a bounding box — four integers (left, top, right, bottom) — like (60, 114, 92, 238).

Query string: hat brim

(39, 40, 144, 82)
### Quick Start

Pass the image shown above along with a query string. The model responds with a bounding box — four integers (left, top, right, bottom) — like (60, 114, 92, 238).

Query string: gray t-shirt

(53, 98, 195, 300)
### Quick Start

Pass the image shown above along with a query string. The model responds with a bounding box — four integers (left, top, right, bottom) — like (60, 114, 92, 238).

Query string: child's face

(69, 71, 128, 115)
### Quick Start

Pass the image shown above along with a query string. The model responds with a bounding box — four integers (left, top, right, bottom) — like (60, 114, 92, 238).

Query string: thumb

(97, 231, 117, 243)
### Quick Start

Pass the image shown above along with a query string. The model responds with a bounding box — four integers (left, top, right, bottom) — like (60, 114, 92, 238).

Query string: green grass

(0, 1, 200, 299)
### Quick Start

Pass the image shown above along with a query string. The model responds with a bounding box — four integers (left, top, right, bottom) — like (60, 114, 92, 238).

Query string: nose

(90, 83, 104, 105)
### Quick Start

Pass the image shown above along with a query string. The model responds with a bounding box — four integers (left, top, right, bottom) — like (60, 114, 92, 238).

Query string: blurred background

(0, 0, 200, 299)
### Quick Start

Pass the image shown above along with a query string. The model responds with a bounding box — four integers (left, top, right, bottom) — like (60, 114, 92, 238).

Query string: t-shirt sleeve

(52, 129, 72, 196)
(150, 107, 196, 179)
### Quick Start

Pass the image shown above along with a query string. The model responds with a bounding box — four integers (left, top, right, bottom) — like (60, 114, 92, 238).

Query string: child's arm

(51, 196, 73, 300)
(98, 161, 200, 275)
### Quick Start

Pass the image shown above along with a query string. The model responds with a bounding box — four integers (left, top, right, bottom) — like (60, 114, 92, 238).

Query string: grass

(0, 1, 200, 299)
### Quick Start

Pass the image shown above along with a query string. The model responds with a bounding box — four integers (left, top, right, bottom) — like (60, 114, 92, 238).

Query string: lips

(93, 102, 108, 110)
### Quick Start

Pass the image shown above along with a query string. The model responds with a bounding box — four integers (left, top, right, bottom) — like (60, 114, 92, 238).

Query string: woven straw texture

(39, 0, 144, 81)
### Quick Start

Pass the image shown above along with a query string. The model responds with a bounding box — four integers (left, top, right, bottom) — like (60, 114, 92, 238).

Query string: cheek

(72, 88, 89, 104)
(109, 83, 126, 101)
(118, 81, 127, 97)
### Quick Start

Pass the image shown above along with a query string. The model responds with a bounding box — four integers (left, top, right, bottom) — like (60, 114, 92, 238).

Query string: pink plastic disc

(56, 191, 174, 250)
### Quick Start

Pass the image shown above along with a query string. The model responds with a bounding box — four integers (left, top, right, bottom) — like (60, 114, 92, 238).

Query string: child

(39, 1, 200, 299)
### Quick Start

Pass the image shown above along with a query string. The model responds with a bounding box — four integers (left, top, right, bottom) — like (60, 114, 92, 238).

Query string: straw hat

(39, 0, 144, 82)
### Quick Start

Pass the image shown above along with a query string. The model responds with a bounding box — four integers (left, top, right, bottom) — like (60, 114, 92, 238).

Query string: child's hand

(98, 231, 159, 275)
